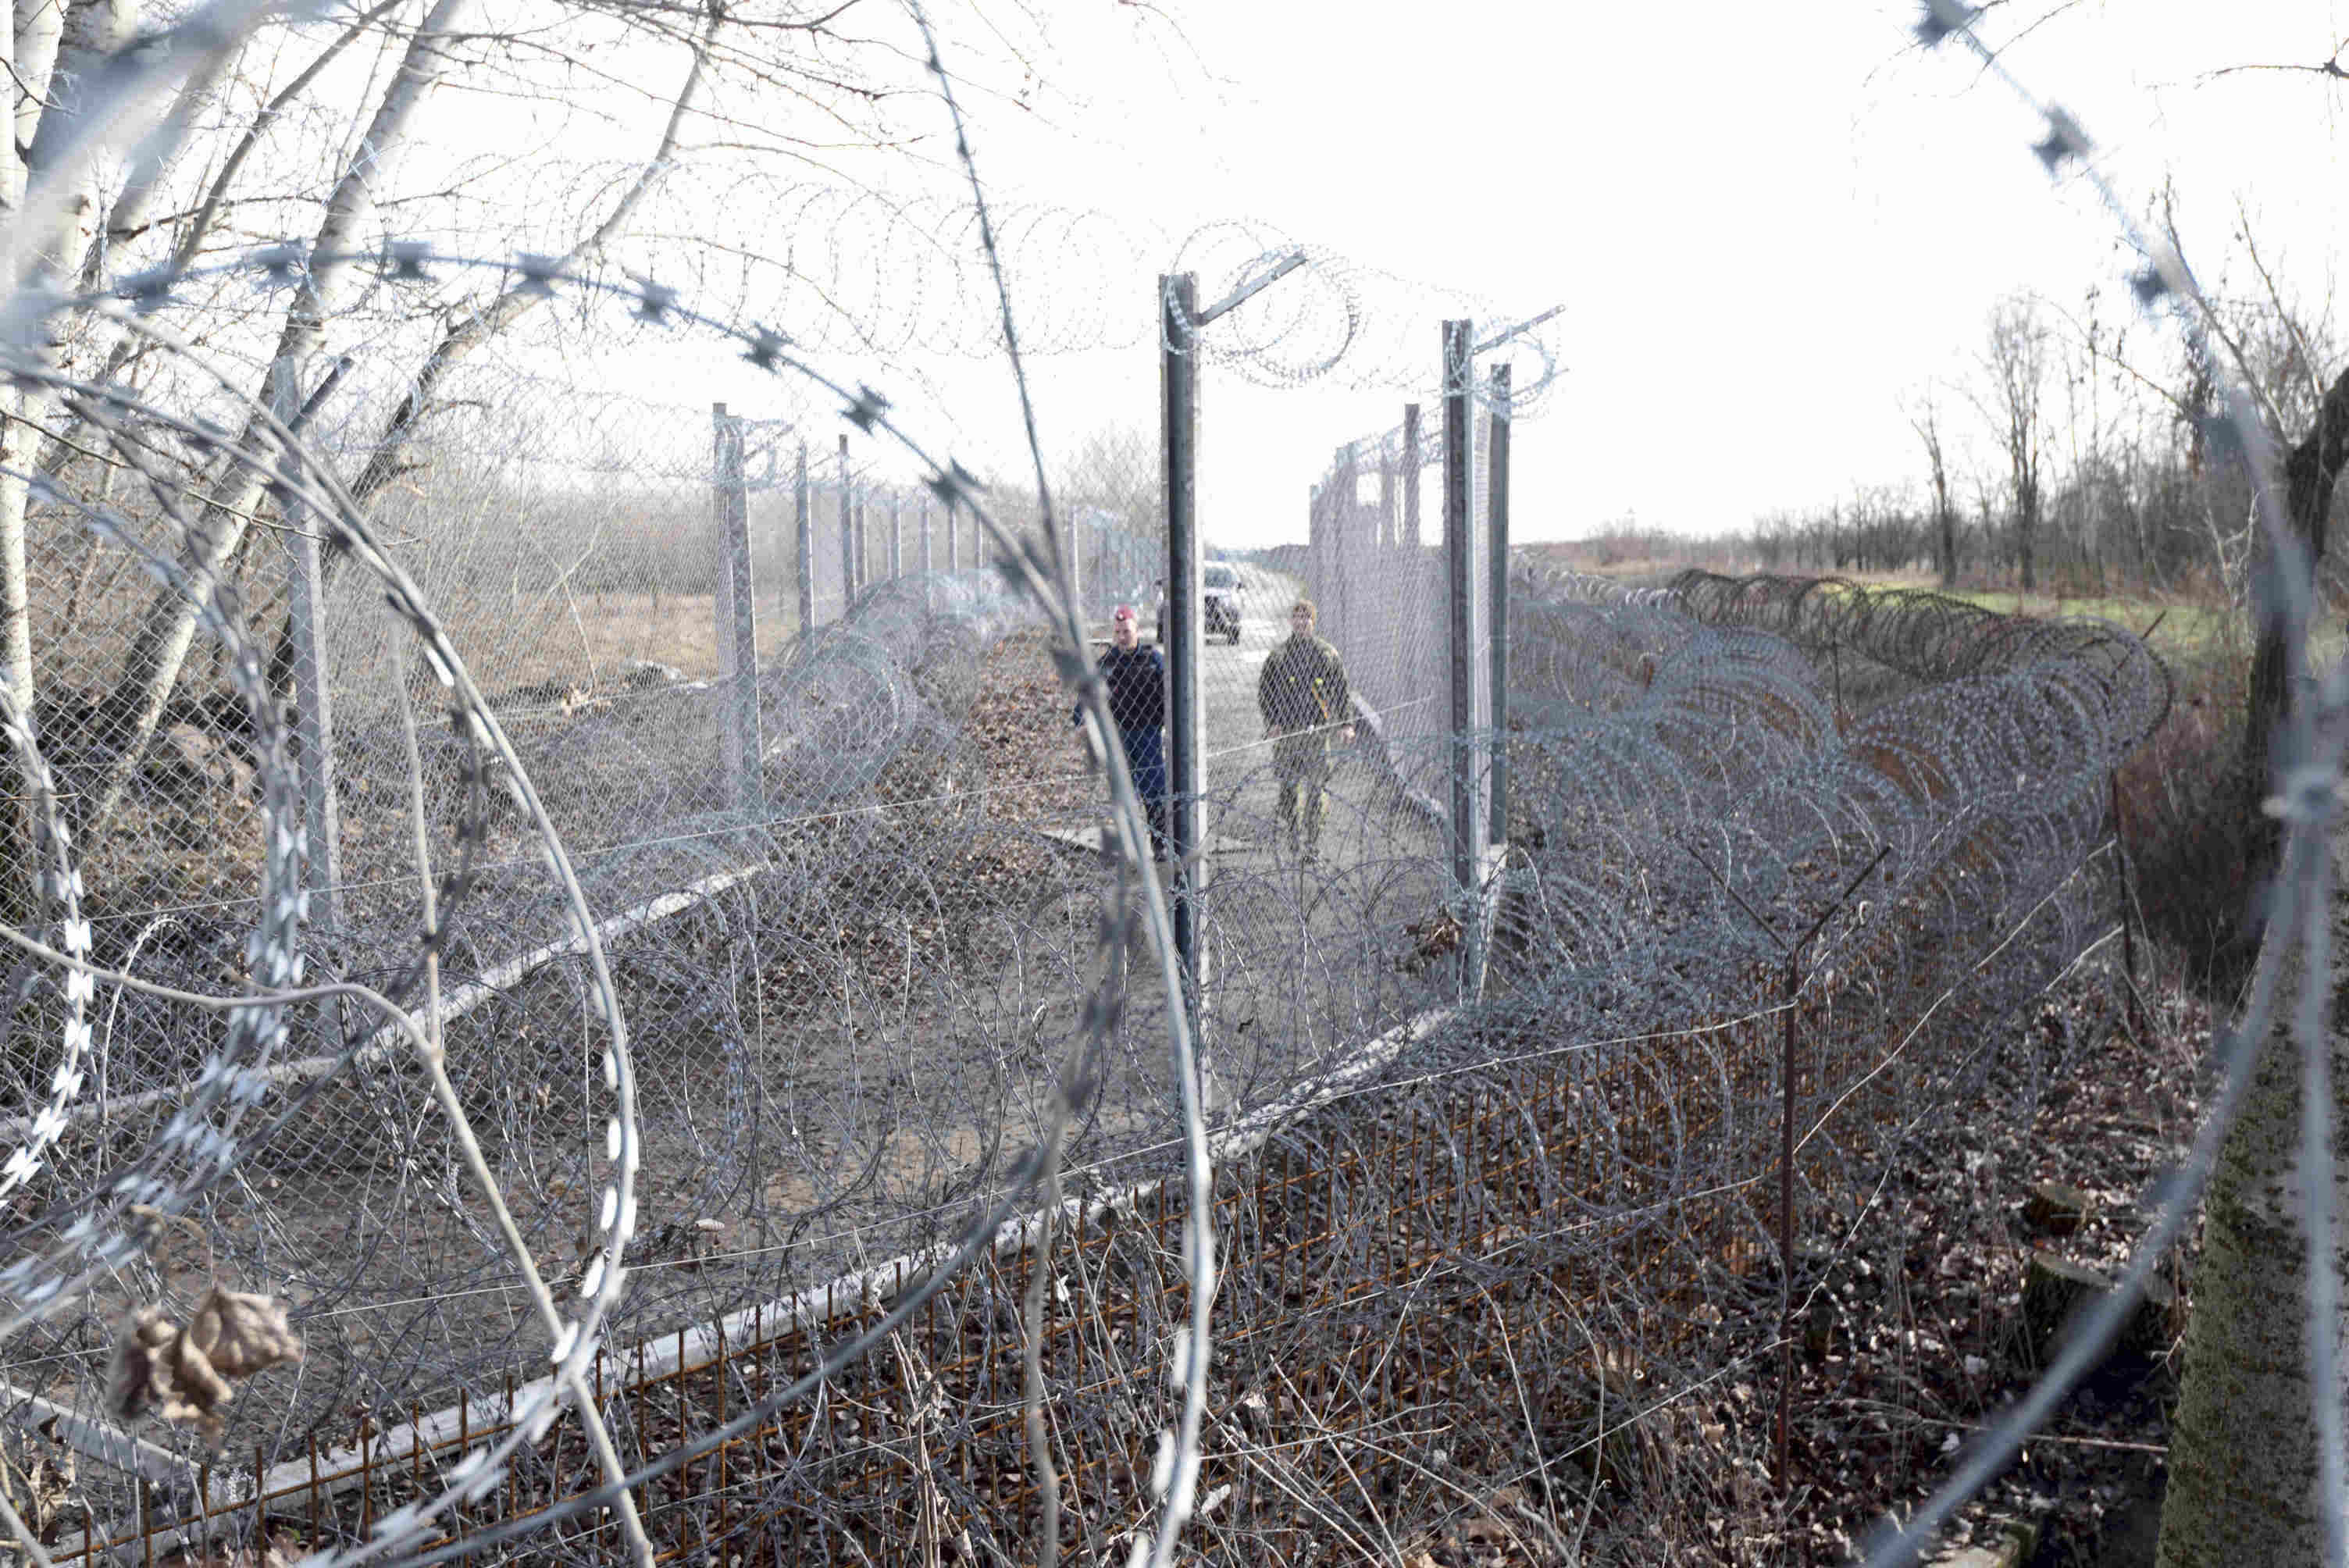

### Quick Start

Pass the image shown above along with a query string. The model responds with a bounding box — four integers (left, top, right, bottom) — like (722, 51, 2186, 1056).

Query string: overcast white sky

(750, 0, 2347, 551)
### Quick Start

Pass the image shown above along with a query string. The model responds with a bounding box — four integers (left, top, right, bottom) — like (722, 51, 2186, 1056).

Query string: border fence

(12, 0, 2304, 1559)
(40, 993, 1824, 1565)
(5, 528, 2167, 1562)
(0, 255, 2169, 1560)
(0, 218, 2172, 1566)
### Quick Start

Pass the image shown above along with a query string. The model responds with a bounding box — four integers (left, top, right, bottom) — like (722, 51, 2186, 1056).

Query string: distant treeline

(1555, 285, 2349, 604)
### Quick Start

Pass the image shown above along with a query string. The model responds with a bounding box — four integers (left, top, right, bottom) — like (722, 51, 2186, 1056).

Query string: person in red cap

(1074, 604, 1168, 858)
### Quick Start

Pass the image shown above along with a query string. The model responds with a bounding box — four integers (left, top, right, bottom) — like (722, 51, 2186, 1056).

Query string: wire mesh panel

(1304, 418, 1453, 819)
(0, 288, 2170, 1557)
(0, 254, 1169, 1537)
(0, 5, 2245, 1552)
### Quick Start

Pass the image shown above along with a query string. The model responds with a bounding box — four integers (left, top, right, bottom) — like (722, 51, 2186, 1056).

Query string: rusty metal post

(1776, 950, 1798, 1491)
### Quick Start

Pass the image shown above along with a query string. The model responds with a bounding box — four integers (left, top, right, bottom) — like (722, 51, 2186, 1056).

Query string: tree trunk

(262, 15, 710, 701)
(2162, 366, 2349, 1563)
(2244, 367, 2349, 786)
(0, 0, 137, 919)
(2018, 477, 2038, 592)
(85, 0, 476, 836)
(0, 0, 134, 711)
(2158, 821, 2349, 1564)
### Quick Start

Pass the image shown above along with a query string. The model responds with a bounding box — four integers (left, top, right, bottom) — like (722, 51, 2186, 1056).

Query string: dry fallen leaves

(0, 1435, 76, 1545)
(107, 1286, 304, 1446)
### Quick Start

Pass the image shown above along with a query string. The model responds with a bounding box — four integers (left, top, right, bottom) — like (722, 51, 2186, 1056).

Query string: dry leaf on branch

(185, 1286, 304, 1381)
(0, 1436, 77, 1544)
(107, 1288, 303, 1445)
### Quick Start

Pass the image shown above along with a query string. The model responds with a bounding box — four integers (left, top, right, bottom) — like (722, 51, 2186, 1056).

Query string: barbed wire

(0, 1, 2319, 1563)
(2, 112, 1230, 1552)
(0, 682, 91, 1206)
(0, 248, 2151, 1568)
(55, 180, 1560, 410)
(1857, 3, 2344, 1562)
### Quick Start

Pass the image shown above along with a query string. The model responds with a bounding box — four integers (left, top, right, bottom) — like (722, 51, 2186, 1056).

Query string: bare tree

(2, 0, 1022, 842)
(80, 0, 487, 835)
(1905, 383, 1959, 587)
(0, 0, 148, 918)
(1971, 294, 2051, 593)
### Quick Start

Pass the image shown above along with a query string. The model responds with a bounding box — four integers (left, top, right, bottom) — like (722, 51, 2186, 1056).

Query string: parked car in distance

(1154, 562, 1246, 645)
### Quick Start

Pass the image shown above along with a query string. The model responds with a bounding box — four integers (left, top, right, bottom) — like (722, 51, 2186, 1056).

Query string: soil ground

(1791, 975, 2208, 1567)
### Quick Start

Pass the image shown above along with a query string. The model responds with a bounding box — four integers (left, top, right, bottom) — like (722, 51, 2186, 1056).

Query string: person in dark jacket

(1256, 598, 1353, 859)
(1075, 604, 1168, 859)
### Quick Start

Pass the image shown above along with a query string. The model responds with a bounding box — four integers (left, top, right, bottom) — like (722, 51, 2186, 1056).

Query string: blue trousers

(1121, 727, 1168, 857)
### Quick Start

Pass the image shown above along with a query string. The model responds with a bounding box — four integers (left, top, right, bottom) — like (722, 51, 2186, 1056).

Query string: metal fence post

(1487, 363, 1511, 847)
(920, 496, 934, 576)
(794, 440, 814, 634)
(1402, 403, 1422, 547)
(1306, 480, 1323, 615)
(853, 485, 868, 596)
(1442, 321, 1485, 993)
(712, 403, 761, 814)
(889, 493, 903, 579)
(946, 497, 961, 572)
(1379, 451, 1396, 551)
(1329, 444, 1353, 643)
(1161, 272, 1204, 1010)
(836, 434, 854, 611)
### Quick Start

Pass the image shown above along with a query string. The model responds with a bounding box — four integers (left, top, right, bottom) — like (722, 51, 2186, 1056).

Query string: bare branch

(2236, 196, 2332, 419)
(2199, 36, 2349, 87)
(344, 0, 717, 510)
(164, 0, 412, 279)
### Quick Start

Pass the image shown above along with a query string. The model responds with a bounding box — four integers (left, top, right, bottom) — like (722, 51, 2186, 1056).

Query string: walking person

(1075, 604, 1168, 859)
(1257, 598, 1354, 861)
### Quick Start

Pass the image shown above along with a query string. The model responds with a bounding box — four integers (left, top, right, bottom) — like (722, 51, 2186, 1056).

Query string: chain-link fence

(5, 2, 2325, 1562)
(0, 252, 2175, 1563)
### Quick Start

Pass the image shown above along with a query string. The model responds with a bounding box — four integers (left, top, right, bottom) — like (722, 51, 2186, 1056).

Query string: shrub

(2114, 642, 2265, 989)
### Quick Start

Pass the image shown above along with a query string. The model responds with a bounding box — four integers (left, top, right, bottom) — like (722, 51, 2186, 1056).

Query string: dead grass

(398, 590, 811, 700)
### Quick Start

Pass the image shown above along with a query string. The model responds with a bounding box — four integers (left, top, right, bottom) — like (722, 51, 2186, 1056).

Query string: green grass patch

(1789, 572, 2243, 659)
(1937, 590, 2235, 652)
